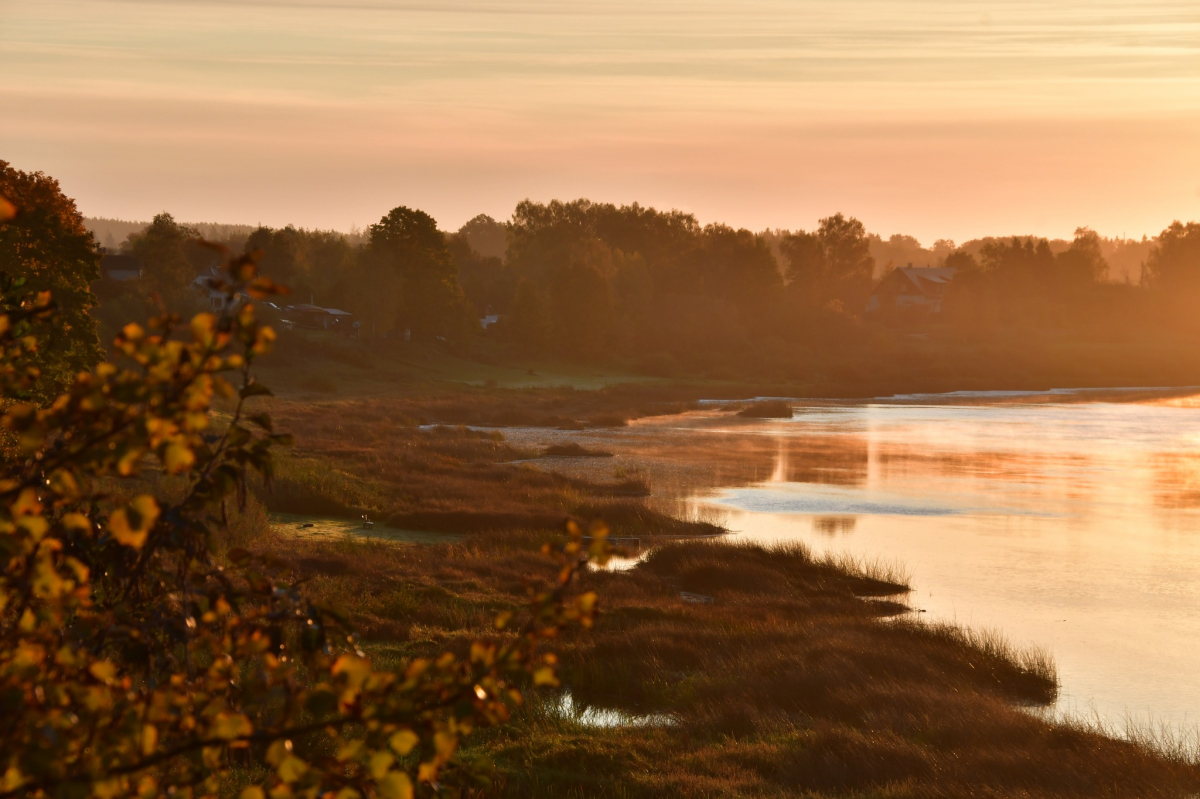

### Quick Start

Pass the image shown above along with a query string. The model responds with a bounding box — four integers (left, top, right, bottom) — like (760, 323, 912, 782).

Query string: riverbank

(226, 381, 1200, 796)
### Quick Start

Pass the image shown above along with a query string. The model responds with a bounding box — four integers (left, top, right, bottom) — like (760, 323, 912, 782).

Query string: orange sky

(2, 0, 1199, 242)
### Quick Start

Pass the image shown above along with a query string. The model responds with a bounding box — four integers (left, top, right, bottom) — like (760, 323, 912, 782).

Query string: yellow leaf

(1, 766, 24, 792)
(47, 469, 79, 498)
(0, 195, 16, 223)
(533, 666, 559, 687)
(18, 516, 49, 541)
(163, 442, 195, 474)
(93, 778, 125, 799)
(136, 775, 159, 799)
(334, 789, 361, 799)
(239, 788, 266, 799)
(61, 513, 92, 535)
(13, 487, 42, 516)
(376, 772, 413, 799)
(367, 751, 394, 780)
(265, 740, 289, 766)
(14, 643, 44, 669)
(276, 755, 307, 783)
(108, 495, 159, 549)
(64, 557, 89, 583)
(212, 712, 253, 740)
(117, 446, 146, 476)
(433, 731, 457, 759)
(191, 313, 217, 344)
(31, 558, 65, 598)
(332, 654, 371, 689)
(388, 730, 418, 756)
(336, 739, 366, 762)
(252, 325, 277, 355)
(142, 724, 158, 756)
(88, 659, 117, 683)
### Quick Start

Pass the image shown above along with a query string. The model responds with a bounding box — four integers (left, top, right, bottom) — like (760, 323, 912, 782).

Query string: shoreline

(233, 378, 1200, 794)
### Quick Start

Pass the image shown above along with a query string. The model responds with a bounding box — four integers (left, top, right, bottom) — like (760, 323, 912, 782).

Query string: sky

(2, 0, 1200, 243)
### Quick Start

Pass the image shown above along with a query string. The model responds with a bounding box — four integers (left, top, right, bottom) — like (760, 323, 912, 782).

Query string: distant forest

(87, 213, 1154, 284)
(87, 202, 1200, 389)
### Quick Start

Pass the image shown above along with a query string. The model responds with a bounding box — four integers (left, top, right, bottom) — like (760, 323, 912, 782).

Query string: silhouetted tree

(783, 213, 875, 312)
(361, 206, 473, 340)
(128, 212, 208, 302)
(245, 225, 355, 305)
(1056, 227, 1108, 287)
(448, 232, 513, 314)
(1144, 221, 1200, 294)
(457, 213, 508, 260)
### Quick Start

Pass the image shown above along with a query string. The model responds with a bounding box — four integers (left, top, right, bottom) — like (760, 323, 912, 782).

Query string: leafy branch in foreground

(0, 212, 609, 798)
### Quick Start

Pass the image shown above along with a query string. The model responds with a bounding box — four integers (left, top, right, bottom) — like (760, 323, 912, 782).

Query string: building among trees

(866, 265, 957, 314)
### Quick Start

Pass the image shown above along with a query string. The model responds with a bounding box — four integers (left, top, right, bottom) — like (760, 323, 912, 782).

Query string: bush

(0, 224, 610, 797)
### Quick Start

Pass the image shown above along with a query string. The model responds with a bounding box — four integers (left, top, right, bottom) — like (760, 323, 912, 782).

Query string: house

(99, 253, 142, 281)
(479, 314, 500, 330)
(285, 304, 357, 334)
(865, 265, 957, 314)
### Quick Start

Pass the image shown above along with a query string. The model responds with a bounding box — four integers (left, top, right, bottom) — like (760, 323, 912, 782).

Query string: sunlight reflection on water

(690, 389, 1200, 733)
(514, 387, 1200, 734)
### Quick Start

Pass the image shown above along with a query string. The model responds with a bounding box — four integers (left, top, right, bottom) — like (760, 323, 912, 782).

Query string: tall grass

(819, 550, 913, 590)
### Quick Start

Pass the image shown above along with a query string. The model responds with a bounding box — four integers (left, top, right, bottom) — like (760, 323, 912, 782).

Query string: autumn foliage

(0, 210, 608, 798)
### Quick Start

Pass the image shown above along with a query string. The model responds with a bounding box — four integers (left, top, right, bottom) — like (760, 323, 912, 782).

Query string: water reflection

(812, 516, 857, 536)
(506, 388, 1200, 733)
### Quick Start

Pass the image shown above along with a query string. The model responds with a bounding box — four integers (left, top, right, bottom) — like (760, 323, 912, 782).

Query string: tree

(507, 278, 554, 353)
(0, 227, 609, 796)
(128, 212, 208, 302)
(457, 214, 508, 260)
(546, 263, 614, 357)
(448, 233, 514, 315)
(507, 200, 596, 283)
(1056, 227, 1108, 287)
(0, 161, 103, 400)
(245, 225, 356, 306)
(783, 213, 876, 311)
(362, 207, 472, 339)
(1143, 221, 1200, 294)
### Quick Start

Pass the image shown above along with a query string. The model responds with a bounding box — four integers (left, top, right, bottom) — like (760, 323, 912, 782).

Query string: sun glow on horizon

(3, 0, 1200, 240)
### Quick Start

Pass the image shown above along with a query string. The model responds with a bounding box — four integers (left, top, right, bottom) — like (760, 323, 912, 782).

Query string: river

(511, 387, 1200, 734)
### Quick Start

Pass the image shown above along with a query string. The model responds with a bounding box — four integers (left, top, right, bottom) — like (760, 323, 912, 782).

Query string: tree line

(86, 190, 1200, 380)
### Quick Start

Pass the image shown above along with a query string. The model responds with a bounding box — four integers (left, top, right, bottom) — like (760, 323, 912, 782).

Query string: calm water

(508, 388, 1200, 730)
(667, 390, 1200, 731)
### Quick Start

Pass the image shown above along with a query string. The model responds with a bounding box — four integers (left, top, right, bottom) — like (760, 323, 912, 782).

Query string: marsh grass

(820, 549, 913, 591)
(233, 388, 1200, 796)
(260, 398, 717, 536)
(263, 531, 1198, 796)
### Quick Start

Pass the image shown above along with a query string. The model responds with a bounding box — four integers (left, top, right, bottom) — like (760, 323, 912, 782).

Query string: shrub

(0, 217, 610, 797)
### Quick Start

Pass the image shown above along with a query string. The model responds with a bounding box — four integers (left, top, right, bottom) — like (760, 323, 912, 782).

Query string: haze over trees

(81, 194, 1200, 385)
